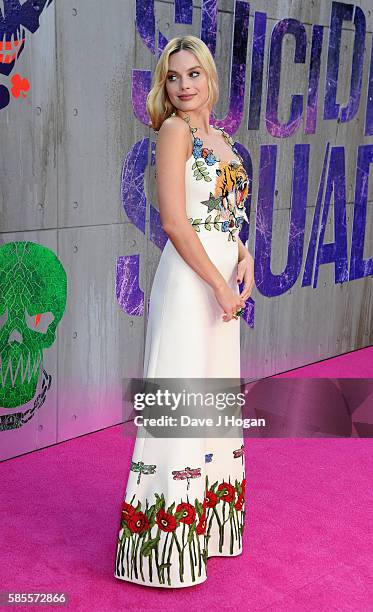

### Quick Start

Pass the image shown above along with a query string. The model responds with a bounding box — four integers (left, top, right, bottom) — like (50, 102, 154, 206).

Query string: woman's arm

(236, 236, 254, 301)
(155, 116, 246, 321)
(237, 235, 252, 263)
(156, 116, 226, 291)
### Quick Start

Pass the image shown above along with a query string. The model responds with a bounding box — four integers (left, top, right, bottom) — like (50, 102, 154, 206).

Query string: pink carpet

(1, 346, 373, 611)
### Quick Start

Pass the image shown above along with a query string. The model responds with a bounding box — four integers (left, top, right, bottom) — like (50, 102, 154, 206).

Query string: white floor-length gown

(115, 118, 250, 588)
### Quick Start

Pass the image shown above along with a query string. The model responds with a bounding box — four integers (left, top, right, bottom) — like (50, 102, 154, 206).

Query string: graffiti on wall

(0, 0, 54, 110)
(0, 242, 67, 429)
(117, 0, 373, 328)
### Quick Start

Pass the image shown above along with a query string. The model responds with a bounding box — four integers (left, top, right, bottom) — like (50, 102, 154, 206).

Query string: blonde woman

(115, 35, 254, 588)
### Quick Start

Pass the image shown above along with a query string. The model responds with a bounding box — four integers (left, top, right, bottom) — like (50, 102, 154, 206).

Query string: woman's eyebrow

(167, 65, 202, 74)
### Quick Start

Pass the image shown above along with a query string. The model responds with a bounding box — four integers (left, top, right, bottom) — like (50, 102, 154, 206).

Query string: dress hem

(113, 548, 243, 589)
(114, 572, 207, 589)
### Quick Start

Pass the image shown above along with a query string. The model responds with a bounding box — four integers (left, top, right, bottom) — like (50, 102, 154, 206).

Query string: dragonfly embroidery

(130, 460, 157, 485)
(172, 466, 202, 490)
(233, 444, 245, 466)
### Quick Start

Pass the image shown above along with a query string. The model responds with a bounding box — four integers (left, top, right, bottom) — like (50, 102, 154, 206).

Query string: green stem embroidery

(213, 505, 222, 529)
(154, 527, 162, 583)
(139, 533, 146, 581)
(133, 533, 142, 579)
(232, 507, 239, 545)
(180, 522, 187, 580)
(130, 534, 135, 579)
(212, 506, 224, 553)
(192, 535, 197, 567)
(159, 532, 170, 584)
(195, 531, 202, 576)
(147, 529, 153, 583)
(166, 533, 175, 586)
(120, 534, 127, 577)
(189, 541, 196, 582)
(126, 534, 130, 576)
(205, 507, 214, 555)
(172, 531, 184, 583)
(115, 535, 122, 576)
(230, 519, 234, 555)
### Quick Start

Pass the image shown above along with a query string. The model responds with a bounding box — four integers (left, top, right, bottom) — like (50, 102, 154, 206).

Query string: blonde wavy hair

(146, 36, 219, 132)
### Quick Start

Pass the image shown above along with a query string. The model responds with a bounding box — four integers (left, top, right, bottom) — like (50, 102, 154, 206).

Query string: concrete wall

(1, 0, 372, 459)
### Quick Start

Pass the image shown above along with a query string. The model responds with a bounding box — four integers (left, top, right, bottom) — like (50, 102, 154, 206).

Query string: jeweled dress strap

(217, 126, 245, 165)
(178, 112, 198, 138)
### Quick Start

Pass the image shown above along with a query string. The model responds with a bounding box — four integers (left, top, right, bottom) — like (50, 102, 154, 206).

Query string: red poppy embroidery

(156, 508, 178, 532)
(121, 502, 136, 521)
(234, 493, 245, 511)
(196, 510, 207, 535)
(217, 482, 236, 503)
(127, 510, 149, 534)
(175, 502, 196, 525)
(204, 490, 219, 508)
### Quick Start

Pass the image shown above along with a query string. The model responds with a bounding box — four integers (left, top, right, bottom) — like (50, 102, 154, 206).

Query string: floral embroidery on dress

(115, 474, 246, 587)
(185, 122, 251, 242)
(192, 133, 220, 167)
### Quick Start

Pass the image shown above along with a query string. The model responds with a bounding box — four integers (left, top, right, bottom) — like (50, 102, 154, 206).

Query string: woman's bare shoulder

(158, 115, 189, 141)
(156, 116, 190, 164)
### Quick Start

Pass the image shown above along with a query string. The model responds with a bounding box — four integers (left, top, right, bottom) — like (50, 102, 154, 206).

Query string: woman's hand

(214, 283, 246, 323)
(236, 252, 254, 301)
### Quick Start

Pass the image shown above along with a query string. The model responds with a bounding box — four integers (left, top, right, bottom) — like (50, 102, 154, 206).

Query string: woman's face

(165, 49, 209, 113)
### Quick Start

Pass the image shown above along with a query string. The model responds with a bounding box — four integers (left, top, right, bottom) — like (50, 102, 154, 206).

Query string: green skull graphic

(0, 242, 67, 408)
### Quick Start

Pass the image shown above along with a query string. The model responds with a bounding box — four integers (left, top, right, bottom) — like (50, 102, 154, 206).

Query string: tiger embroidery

(234, 164, 250, 211)
(215, 162, 237, 200)
(215, 161, 249, 216)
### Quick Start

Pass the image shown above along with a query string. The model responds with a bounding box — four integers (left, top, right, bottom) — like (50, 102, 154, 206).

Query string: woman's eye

(167, 71, 200, 81)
